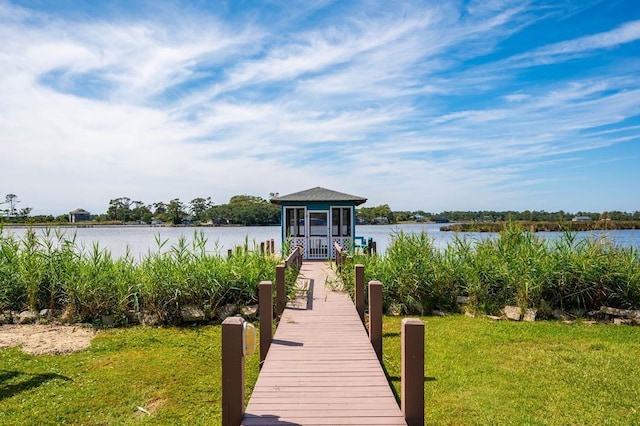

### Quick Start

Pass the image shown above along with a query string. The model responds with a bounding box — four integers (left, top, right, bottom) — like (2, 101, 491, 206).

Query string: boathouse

(68, 208, 91, 223)
(270, 187, 367, 260)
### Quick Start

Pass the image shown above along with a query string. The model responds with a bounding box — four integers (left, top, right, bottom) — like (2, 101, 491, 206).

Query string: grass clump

(0, 228, 297, 324)
(339, 225, 640, 316)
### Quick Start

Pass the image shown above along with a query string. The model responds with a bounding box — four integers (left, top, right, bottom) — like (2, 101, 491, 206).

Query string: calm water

(2, 223, 639, 259)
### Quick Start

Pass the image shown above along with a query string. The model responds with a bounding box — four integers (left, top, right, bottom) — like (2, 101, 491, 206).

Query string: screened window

(332, 207, 352, 237)
(285, 207, 305, 237)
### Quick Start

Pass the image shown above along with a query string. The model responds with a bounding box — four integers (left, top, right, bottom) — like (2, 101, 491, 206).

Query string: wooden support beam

(222, 317, 245, 426)
(368, 280, 383, 361)
(402, 318, 425, 426)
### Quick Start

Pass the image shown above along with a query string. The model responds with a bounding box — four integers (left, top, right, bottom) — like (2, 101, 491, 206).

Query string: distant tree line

(1, 191, 638, 227)
(102, 195, 280, 226)
(359, 208, 640, 224)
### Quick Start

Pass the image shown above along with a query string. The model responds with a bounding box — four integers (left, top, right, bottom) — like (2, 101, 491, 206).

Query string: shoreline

(440, 220, 640, 233)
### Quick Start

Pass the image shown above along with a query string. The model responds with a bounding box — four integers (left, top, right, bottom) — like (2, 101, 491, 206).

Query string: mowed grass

(2, 317, 640, 425)
(0, 325, 260, 425)
(383, 315, 640, 425)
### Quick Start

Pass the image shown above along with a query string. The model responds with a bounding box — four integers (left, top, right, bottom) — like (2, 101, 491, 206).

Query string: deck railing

(334, 241, 348, 271)
(283, 245, 303, 268)
(277, 246, 302, 317)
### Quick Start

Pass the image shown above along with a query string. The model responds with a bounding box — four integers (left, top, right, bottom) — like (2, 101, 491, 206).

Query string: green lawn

(0, 326, 260, 425)
(383, 315, 640, 425)
(2, 317, 639, 425)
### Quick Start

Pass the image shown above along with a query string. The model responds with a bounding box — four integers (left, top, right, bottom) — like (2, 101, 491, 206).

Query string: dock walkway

(241, 261, 406, 426)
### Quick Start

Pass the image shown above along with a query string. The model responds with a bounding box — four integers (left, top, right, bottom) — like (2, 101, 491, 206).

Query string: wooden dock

(241, 261, 406, 426)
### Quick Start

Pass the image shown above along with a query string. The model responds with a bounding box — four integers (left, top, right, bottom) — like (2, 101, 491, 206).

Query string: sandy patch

(0, 324, 97, 355)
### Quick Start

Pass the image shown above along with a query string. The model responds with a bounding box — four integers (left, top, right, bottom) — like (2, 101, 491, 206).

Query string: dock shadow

(271, 339, 303, 347)
(1, 370, 71, 401)
(242, 413, 301, 425)
(306, 279, 314, 310)
(381, 364, 436, 404)
(286, 279, 315, 311)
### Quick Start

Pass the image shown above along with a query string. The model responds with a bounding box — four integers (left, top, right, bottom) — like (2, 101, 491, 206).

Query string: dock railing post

(402, 318, 425, 426)
(355, 264, 365, 323)
(222, 317, 245, 426)
(276, 265, 286, 316)
(259, 281, 273, 367)
(368, 280, 383, 361)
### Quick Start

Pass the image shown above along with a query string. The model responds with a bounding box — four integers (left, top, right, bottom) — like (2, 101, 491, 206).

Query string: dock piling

(368, 280, 383, 361)
(222, 317, 245, 426)
(401, 318, 425, 426)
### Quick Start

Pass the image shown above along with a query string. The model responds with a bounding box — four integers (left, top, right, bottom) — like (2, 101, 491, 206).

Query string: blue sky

(1, 0, 638, 216)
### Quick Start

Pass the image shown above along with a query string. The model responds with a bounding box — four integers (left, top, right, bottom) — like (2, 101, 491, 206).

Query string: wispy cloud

(507, 19, 640, 67)
(0, 0, 638, 214)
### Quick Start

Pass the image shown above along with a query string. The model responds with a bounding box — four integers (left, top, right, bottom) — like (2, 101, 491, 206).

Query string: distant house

(572, 216, 592, 222)
(432, 217, 449, 223)
(69, 208, 91, 223)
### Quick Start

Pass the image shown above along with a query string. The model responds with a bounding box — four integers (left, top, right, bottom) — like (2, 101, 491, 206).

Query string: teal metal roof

(270, 187, 367, 206)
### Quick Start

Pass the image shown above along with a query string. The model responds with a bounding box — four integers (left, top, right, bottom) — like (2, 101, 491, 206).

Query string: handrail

(277, 246, 303, 317)
(284, 245, 303, 269)
(334, 241, 347, 271)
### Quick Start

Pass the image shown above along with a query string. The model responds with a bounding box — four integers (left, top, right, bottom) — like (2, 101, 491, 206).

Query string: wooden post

(259, 281, 273, 367)
(402, 318, 425, 426)
(260, 242, 265, 256)
(227, 249, 232, 258)
(270, 239, 275, 254)
(276, 265, 286, 316)
(355, 264, 365, 323)
(368, 280, 383, 361)
(222, 317, 245, 426)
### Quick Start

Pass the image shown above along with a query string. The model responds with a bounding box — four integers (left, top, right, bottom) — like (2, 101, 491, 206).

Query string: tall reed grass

(338, 225, 640, 316)
(0, 228, 294, 324)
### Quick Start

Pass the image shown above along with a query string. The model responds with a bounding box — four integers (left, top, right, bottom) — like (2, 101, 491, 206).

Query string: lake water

(2, 223, 639, 259)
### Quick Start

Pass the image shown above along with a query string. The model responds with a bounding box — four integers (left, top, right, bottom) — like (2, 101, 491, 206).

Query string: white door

(307, 211, 329, 259)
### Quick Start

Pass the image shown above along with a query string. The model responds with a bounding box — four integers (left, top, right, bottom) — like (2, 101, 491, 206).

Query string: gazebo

(270, 187, 367, 260)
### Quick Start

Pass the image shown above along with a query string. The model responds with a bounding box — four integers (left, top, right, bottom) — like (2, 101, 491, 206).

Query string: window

(309, 212, 328, 236)
(332, 207, 352, 237)
(285, 207, 305, 237)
